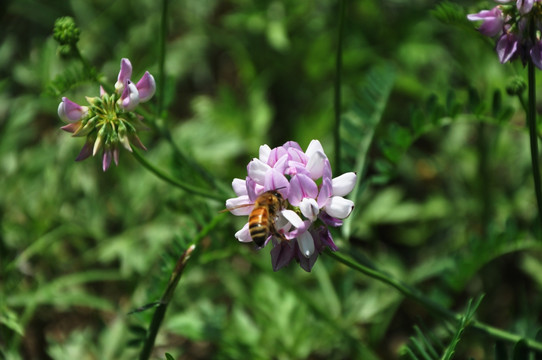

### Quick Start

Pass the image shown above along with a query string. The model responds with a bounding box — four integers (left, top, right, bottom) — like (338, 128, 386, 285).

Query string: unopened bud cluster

(58, 58, 155, 171)
(53, 17, 80, 56)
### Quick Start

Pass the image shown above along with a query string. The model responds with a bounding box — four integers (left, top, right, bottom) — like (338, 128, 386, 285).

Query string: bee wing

(219, 203, 253, 213)
(221, 195, 254, 215)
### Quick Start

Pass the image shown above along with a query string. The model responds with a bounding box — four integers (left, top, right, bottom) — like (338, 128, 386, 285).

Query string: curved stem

(131, 149, 225, 202)
(527, 61, 542, 232)
(325, 250, 542, 352)
(138, 245, 195, 360)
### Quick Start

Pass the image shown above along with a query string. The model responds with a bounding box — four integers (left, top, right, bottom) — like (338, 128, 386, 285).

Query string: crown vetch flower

(468, 0, 542, 68)
(58, 58, 155, 171)
(225, 140, 356, 272)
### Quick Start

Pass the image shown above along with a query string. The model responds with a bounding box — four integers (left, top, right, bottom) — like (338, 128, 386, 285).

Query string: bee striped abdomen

(249, 207, 270, 246)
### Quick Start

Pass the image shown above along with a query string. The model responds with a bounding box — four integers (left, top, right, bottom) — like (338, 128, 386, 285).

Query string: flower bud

(58, 97, 88, 123)
(506, 76, 526, 96)
(53, 17, 80, 46)
(136, 71, 156, 102)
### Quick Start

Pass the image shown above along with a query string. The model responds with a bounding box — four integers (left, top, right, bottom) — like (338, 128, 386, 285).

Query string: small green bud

(53, 17, 80, 46)
(117, 121, 132, 151)
(506, 77, 526, 96)
(73, 116, 98, 137)
(86, 96, 102, 107)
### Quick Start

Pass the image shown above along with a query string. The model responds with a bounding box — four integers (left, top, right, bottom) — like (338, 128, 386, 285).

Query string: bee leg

(271, 229, 287, 242)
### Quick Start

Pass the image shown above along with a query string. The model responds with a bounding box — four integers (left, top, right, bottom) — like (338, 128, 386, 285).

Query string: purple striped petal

(58, 97, 88, 123)
(136, 71, 156, 102)
(115, 58, 132, 92)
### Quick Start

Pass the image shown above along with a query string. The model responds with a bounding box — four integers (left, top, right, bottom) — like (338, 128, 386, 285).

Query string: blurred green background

(2, 0, 542, 359)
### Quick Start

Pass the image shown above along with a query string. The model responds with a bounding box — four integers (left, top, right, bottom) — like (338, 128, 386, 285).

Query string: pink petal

(225, 195, 253, 216)
(259, 144, 271, 163)
(120, 81, 140, 110)
(287, 147, 308, 164)
(263, 169, 289, 194)
(58, 97, 88, 123)
(232, 178, 247, 196)
(235, 223, 252, 243)
(60, 122, 81, 133)
(136, 71, 156, 102)
(115, 58, 132, 92)
(317, 177, 332, 208)
(102, 149, 112, 171)
(496, 33, 518, 64)
(282, 141, 302, 151)
(306, 150, 327, 180)
(281, 209, 304, 228)
(246, 176, 264, 203)
(273, 154, 289, 174)
(247, 158, 270, 184)
(75, 142, 93, 162)
(288, 174, 318, 206)
(267, 146, 287, 167)
(305, 139, 324, 159)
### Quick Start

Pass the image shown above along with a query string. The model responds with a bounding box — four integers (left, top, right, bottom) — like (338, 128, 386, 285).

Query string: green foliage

(46, 63, 98, 97)
(2, 0, 542, 359)
(400, 297, 483, 359)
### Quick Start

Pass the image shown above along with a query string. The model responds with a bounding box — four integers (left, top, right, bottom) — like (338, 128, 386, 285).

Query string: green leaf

(431, 1, 469, 26)
(0, 305, 24, 336)
(340, 64, 396, 238)
(441, 296, 484, 360)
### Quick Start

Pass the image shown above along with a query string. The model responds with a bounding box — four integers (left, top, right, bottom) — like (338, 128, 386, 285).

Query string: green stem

(325, 250, 542, 352)
(131, 149, 225, 202)
(136, 107, 230, 198)
(334, 0, 346, 174)
(528, 61, 542, 232)
(138, 245, 195, 360)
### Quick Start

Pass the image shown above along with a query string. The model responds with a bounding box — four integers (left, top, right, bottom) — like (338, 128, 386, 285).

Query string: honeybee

(225, 189, 287, 247)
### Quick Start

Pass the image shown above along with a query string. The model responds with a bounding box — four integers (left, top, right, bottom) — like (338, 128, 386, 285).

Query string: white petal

(306, 150, 327, 180)
(225, 195, 252, 215)
(281, 209, 304, 228)
(247, 158, 271, 184)
(235, 223, 252, 242)
(332, 172, 357, 196)
(259, 144, 271, 163)
(325, 196, 354, 219)
(275, 213, 292, 233)
(298, 231, 315, 258)
(299, 198, 320, 222)
(232, 178, 247, 196)
(305, 139, 324, 159)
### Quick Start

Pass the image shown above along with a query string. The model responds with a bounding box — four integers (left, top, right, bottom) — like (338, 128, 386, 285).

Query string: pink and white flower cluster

(226, 140, 356, 272)
(468, 0, 542, 68)
(58, 58, 155, 171)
